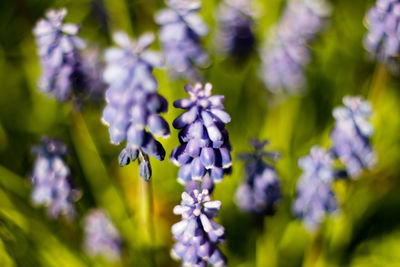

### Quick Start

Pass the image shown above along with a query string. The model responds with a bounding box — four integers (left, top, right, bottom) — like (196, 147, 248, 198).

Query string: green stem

(139, 175, 155, 244)
(255, 215, 265, 267)
(103, 0, 134, 35)
(368, 63, 388, 105)
(69, 111, 138, 255)
(302, 228, 324, 267)
(138, 171, 156, 266)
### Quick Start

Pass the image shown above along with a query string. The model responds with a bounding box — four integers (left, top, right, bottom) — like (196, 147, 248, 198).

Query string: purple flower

(33, 8, 88, 102)
(102, 31, 170, 180)
(80, 47, 107, 103)
(215, 0, 255, 59)
(235, 139, 281, 215)
(259, 0, 330, 93)
(30, 137, 78, 220)
(170, 83, 232, 184)
(278, 0, 331, 42)
(364, 0, 400, 67)
(293, 146, 337, 230)
(260, 37, 309, 94)
(331, 96, 376, 178)
(171, 179, 226, 267)
(83, 209, 122, 261)
(155, 0, 209, 80)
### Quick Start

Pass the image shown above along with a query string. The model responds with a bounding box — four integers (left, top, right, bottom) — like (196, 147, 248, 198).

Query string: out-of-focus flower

(83, 209, 122, 261)
(215, 0, 256, 60)
(171, 178, 226, 266)
(81, 47, 107, 103)
(235, 139, 281, 215)
(102, 31, 169, 180)
(30, 137, 79, 220)
(293, 146, 337, 230)
(259, 0, 330, 93)
(259, 36, 309, 94)
(278, 0, 331, 42)
(170, 82, 232, 184)
(331, 96, 376, 178)
(33, 8, 88, 102)
(155, 0, 209, 81)
(364, 0, 400, 68)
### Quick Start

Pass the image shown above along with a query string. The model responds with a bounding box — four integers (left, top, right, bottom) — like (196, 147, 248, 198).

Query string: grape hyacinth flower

(259, 34, 309, 94)
(101, 31, 170, 180)
(259, 0, 330, 93)
(171, 178, 226, 266)
(364, 0, 400, 69)
(215, 0, 256, 60)
(330, 96, 376, 178)
(293, 146, 337, 230)
(83, 209, 122, 261)
(81, 47, 107, 103)
(33, 8, 88, 102)
(155, 0, 209, 81)
(170, 83, 232, 184)
(30, 137, 78, 220)
(278, 0, 331, 42)
(235, 139, 281, 215)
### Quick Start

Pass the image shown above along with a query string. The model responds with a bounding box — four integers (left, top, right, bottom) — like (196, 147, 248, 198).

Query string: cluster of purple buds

(30, 137, 78, 220)
(171, 83, 232, 184)
(83, 209, 122, 261)
(216, 0, 256, 60)
(259, 0, 331, 93)
(171, 178, 226, 266)
(155, 0, 210, 81)
(33, 8, 88, 102)
(101, 31, 169, 180)
(364, 0, 400, 69)
(235, 139, 281, 215)
(170, 82, 230, 265)
(330, 96, 376, 178)
(293, 146, 337, 230)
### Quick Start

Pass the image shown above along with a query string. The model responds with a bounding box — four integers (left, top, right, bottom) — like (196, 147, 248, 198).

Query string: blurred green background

(0, 0, 399, 266)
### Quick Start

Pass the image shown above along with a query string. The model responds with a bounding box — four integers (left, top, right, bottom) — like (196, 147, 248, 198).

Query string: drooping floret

(102, 31, 170, 180)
